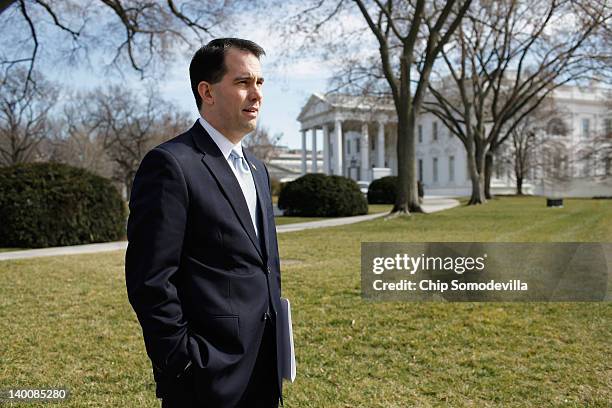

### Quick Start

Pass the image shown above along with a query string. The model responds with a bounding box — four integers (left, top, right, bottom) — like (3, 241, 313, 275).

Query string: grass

(365, 204, 394, 214)
(275, 216, 327, 225)
(0, 196, 610, 407)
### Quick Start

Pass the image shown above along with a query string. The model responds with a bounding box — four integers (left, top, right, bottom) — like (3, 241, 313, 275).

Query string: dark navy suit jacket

(125, 120, 282, 406)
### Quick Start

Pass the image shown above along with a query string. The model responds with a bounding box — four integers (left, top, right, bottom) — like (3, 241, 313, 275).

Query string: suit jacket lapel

(244, 149, 270, 262)
(190, 121, 264, 262)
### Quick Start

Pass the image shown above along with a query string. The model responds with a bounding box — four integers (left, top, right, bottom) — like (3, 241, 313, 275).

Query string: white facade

(494, 84, 612, 196)
(297, 85, 611, 196)
(267, 149, 322, 182)
(296, 93, 398, 181)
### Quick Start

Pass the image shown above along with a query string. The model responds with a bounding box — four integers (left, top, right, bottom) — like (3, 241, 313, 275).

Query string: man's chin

(243, 121, 257, 133)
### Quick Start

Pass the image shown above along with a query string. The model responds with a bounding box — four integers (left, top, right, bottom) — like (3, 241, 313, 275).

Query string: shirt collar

(198, 116, 243, 159)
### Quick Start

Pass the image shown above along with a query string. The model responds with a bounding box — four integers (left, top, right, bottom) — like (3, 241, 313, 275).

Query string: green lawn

(275, 216, 327, 225)
(0, 197, 610, 407)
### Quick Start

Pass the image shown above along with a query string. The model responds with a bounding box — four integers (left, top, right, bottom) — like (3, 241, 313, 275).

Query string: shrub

(0, 162, 127, 248)
(277, 173, 368, 217)
(367, 176, 424, 204)
(367, 176, 397, 204)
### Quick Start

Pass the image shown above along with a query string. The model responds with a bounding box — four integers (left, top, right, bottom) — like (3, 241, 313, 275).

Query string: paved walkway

(276, 212, 387, 233)
(0, 197, 459, 261)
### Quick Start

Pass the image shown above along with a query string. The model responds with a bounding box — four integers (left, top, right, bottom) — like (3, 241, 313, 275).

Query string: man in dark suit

(125, 38, 282, 408)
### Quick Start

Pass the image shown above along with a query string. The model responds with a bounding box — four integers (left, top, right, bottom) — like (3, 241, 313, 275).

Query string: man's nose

(249, 84, 263, 102)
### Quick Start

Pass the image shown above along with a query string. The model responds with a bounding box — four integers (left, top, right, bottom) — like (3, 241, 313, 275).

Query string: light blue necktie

(229, 148, 259, 237)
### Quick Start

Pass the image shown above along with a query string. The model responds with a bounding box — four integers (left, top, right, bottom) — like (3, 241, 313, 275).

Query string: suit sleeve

(125, 146, 192, 378)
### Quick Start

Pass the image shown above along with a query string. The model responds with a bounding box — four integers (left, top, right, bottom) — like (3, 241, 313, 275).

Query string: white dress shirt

(198, 116, 259, 237)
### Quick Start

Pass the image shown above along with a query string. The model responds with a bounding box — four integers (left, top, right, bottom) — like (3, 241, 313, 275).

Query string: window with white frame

(418, 159, 423, 182)
(433, 122, 438, 141)
(604, 118, 612, 136)
(582, 118, 590, 138)
(433, 157, 438, 183)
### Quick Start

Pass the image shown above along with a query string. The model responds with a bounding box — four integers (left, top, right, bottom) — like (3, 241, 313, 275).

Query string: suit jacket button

(262, 312, 269, 321)
(266, 266, 271, 275)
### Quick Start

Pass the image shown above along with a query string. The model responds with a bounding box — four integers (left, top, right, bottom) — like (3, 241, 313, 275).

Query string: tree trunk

(515, 157, 524, 195)
(469, 173, 486, 204)
(392, 110, 422, 214)
(394, 115, 410, 214)
(467, 142, 487, 205)
(485, 151, 494, 199)
(405, 111, 422, 213)
(124, 174, 134, 201)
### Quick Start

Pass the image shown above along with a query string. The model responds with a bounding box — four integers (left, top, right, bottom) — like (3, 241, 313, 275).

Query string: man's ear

(198, 81, 214, 106)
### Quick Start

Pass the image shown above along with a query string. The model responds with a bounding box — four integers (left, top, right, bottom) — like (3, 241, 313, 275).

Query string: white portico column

(333, 119, 343, 176)
(323, 124, 330, 174)
(311, 128, 318, 173)
(301, 129, 307, 174)
(360, 122, 370, 180)
(377, 121, 385, 167)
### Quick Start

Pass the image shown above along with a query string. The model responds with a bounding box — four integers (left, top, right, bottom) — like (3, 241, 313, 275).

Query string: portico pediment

(297, 93, 332, 122)
(298, 93, 397, 129)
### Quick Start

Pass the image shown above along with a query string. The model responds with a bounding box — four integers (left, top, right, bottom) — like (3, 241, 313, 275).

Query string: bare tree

(84, 85, 190, 199)
(500, 100, 569, 194)
(41, 87, 190, 197)
(0, 67, 57, 165)
(281, 0, 472, 214)
(0, 0, 244, 92)
(424, 0, 610, 204)
(510, 123, 536, 194)
(242, 126, 282, 163)
(45, 95, 114, 178)
(580, 0, 612, 86)
(574, 91, 612, 177)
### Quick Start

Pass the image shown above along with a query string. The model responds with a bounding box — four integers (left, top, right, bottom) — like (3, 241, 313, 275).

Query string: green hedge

(277, 173, 368, 217)
(0, 162, 126, 248)
(367, 176, 397, 204)
(367, 176, 424, 204)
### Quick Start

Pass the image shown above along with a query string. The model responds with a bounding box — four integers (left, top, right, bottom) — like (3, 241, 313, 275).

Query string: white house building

(296, 94, 399, 182)
(267, 147, 322, 182)
(297, 85, 611, 196)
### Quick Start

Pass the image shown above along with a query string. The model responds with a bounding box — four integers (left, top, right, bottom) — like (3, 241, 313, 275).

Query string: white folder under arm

(279, 297, 296, 382)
